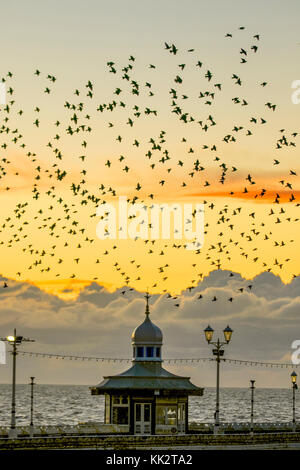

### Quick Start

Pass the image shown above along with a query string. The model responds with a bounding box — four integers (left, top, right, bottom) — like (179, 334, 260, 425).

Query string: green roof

(91, 362, 203, 395)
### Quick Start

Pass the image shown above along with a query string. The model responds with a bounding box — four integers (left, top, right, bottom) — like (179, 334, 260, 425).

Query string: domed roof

(131, 294, 163, 345)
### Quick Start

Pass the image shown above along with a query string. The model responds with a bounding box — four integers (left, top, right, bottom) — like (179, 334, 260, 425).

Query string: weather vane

(145, 288, 150, 316)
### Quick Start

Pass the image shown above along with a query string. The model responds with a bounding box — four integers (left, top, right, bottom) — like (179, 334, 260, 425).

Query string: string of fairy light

(16, 351, 300, 369)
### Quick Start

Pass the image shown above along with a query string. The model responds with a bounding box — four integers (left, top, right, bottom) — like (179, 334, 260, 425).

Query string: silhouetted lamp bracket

(6, 335, 25, 345)
(5, 335, 34, 346)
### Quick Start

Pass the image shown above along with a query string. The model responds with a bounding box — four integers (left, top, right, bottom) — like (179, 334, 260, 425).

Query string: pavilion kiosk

(90, 295, 203, 435)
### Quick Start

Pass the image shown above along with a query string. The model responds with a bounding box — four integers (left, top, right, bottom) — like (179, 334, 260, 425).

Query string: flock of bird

(0, 27, 299, 307)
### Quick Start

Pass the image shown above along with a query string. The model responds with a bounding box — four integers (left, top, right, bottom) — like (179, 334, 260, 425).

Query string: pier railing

(0, 421, 299, 439)
(188, 421, 300, 433)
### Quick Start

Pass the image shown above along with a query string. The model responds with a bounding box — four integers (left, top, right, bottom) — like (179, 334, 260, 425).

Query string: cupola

(131, 293, 163, 362)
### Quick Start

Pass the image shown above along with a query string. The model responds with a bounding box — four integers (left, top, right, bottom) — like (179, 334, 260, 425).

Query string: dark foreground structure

(90, 295, 203, 434)
(1, 432, 300, 450)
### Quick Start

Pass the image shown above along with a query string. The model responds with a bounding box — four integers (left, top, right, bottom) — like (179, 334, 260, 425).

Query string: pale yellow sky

(0, 0, 299, 300)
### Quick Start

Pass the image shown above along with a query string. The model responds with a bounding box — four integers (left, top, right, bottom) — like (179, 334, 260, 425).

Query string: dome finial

(145, 289, 150, 317)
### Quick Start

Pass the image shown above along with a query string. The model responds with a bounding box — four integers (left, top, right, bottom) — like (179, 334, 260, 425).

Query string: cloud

(0, 270, 299, 387)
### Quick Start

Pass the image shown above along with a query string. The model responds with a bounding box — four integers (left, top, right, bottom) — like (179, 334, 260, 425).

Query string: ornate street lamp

(0, 329, 35, 436)
(204, 325, 233, 434)
(291, 371, 298, 432)
(204, 325, 214, 343)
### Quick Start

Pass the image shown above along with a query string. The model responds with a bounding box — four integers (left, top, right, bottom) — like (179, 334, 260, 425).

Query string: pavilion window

(105, 394, 110, 424)
(156, 405, 177, 426)
(166, 406, 177, 425)
(112, 395, 129, 425)
(156, 406, 165, 425)
(156, 347, 161, 357)
(112, 407, 129, 425)
(137, 346, 144, 358)
(112, 395, 128, 405)
(146, 346, 154, 357)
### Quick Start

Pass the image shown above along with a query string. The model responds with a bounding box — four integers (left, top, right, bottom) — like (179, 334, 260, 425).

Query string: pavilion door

(134, 403, 151, 434)
(178, 403, 186, 434)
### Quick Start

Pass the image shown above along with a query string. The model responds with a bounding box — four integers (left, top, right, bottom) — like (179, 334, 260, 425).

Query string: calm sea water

(0, 385, 297, 427)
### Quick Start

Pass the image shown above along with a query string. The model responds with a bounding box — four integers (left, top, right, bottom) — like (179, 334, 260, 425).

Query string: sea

(0, 385, 297, 427)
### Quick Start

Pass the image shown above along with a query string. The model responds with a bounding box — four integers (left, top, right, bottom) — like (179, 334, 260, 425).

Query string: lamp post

(29, 377, 35, 433)
(291, 371, 297, 432)
(250, 380, 255, 435)
(204, 325, 233, 434)
(0, 329, 35, 436)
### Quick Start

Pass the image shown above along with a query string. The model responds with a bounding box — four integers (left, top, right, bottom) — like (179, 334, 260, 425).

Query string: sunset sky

(0, 0, 299, 387)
